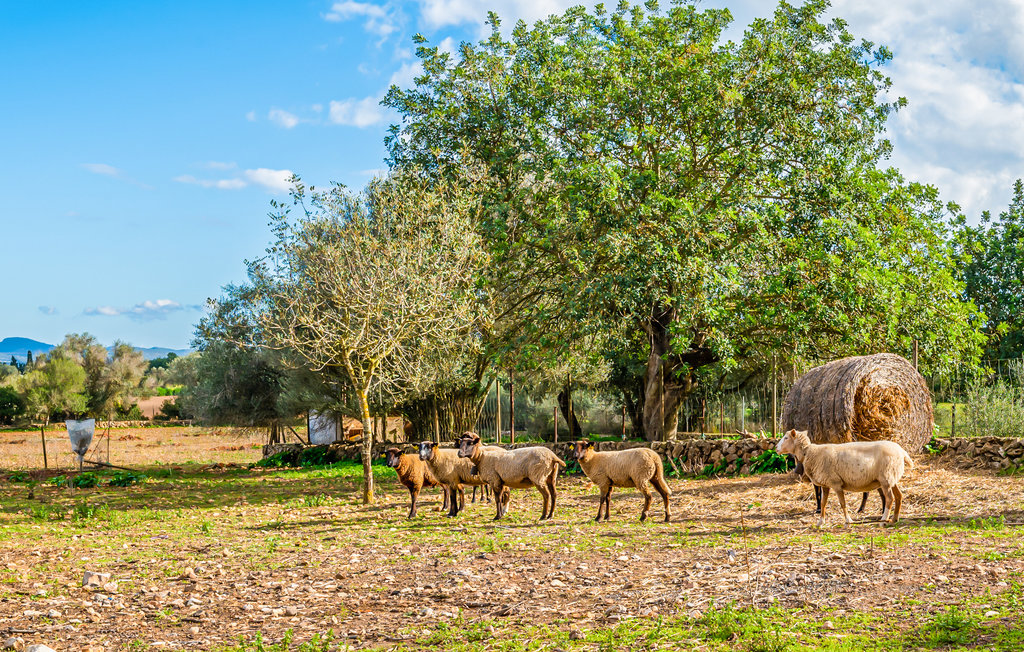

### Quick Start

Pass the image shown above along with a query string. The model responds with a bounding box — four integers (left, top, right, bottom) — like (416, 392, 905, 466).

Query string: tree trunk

(357, 388, 374, 505)
(641, 306, 710, 441)
(401, 390, 483, 441)
(556, 388, 582, 439)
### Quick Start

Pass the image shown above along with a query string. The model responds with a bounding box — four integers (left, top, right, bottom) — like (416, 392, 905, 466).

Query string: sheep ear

(586, 441, 594, 449)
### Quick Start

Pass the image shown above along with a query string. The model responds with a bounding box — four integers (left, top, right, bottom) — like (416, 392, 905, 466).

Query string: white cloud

(268, 108, 301, 129)
(388, 61, 422, 89)
(174, 167, 294, 193)
(243, 168, 295, 193)
(324, 1, 398, 42)
(312, 103, 324, 113)
(38, 306, 57, 316)
(329, 97, 386, 127)
(415, 0, 574, 30)
(174, 174, 247, 190)
(84, 299, 200, 321)
(246, 110, 257, 122)
(81, 162, 121, 177)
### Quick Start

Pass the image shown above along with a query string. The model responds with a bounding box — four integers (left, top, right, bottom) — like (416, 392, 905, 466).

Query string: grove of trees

(190, 1, 1021, 502)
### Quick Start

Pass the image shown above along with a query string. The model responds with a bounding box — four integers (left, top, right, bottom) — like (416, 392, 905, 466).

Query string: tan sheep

(417, 440, 490, 517)
(793, 460, 886, 516)
(457, 433, 565, 520)
(777, 429, 913, 527)
(384, 447, 449, 518)
(570, 440, 672, 522)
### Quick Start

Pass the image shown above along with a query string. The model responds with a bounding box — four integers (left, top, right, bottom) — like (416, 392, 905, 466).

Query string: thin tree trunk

(357, 388, 374, 505)
(556, 388, 582, 439)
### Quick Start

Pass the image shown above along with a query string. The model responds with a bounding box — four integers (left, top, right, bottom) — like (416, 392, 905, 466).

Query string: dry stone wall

(262, 436, 1024, 474)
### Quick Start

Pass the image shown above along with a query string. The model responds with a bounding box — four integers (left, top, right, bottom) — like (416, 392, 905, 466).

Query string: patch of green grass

(916, 606, 978, 647)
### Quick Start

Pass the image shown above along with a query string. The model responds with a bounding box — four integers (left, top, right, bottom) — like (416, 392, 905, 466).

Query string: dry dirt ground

(1, 427, 1023, 651)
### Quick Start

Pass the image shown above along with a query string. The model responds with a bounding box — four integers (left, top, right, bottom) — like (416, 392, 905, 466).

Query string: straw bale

(781, 353, 933, 453)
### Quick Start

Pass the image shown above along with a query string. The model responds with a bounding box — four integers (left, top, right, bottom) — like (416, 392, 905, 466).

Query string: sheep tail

(904, 450, 915, 471)
(555, 458, 566, 468)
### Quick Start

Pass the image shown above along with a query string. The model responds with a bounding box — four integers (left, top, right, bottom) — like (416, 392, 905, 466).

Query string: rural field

(1, 426, 1024, 651)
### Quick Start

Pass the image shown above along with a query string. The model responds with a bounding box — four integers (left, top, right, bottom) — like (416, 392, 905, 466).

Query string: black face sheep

(384, 447, 449, 518)
(571, 440, 672, 523)
(457, 433, 565, 520)
(793, 460, 887, 516)
(417, 440, 490, 517)
(777, 429, 913, 527)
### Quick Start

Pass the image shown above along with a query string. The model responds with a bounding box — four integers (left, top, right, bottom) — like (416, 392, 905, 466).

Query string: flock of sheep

(384, 430, 914, 527)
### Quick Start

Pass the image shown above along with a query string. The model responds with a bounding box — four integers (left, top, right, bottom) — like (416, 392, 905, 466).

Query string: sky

(1, 0, 1022, 350)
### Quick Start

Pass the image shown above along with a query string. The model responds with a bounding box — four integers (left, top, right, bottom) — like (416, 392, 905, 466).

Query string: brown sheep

(417, 440, 490, 517)
(385, 447, 449, 518)
(457, 433, 565, 520)
(571, 441, 671, 522)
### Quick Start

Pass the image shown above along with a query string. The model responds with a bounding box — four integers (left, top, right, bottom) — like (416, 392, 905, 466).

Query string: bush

(157, 400, 182, 421)
(0, 386, 25, 425)
(959, 381, 1024, 438)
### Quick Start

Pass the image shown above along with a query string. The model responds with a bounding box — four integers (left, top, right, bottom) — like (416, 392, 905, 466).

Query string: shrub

(959, 381, 1024, 438)
(0, 386, 25, 425)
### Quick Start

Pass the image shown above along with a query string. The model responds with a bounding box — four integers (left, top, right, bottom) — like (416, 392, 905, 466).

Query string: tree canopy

(384, 0, 984, 438)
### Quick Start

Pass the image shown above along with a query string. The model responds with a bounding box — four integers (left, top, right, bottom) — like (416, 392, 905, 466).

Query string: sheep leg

(457, 485, 466, 513)
(638, 480, 653, 523)
(879, 486, 894, 523)
(500, 487, 512, 518)
(856, 492, 869, 514)
(812, 485, 822, 515)
(652, 473, 671, 523)
(545, 471, 558, 519)
(817, 486, 830, 528)
(596, 485, 611, 521)
(891, 484, 904, 523)
(836, 490, 852, 525)
(408, 486, 419, 519)
(440, 485, 450, 512)
(445, 484, 459, 518)
(537, 482, 551, 521)
(877, 488, 887, 515)
(492, 482, 505, 520)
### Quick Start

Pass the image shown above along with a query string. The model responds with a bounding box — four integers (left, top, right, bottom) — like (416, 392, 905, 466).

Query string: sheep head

(570, 440, 595, 461)
(384, 447, 403, 468)
(457, 433, 481, 458)
(775, 429, 810, 456)
(418, 440, 437, 461)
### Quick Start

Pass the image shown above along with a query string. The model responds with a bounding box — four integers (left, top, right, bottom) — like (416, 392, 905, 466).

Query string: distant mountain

(1, 337, 190, 364)
(0, 337, 54, 362)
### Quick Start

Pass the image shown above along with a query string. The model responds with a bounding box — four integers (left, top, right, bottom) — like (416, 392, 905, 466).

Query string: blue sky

(2, 0, 1022, 350)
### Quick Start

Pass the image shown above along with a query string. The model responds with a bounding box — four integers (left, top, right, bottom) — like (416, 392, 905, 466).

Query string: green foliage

(0, 385, 25, 424)
(958, 381, 1024, 438)
(748, 450, 795, 475)
(108, 471, 147, 487)
(385, 0, 983, 440)
(157, 399, 182, 420)
(49, 472, 101, 488)
(916, 606, 978, 647)
(17, 354, 88, 422)
(217, 630, 335, 652)
(952, 179, 1024, 359)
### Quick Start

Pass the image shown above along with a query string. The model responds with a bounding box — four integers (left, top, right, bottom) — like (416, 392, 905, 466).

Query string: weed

(917, 606, 978, 647)
(302, 493, 328, 507)
(72, 501, 107, 520)
(109, 471, 147, 487)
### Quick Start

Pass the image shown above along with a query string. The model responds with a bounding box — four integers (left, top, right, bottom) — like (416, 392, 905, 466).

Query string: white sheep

(417, 441, 491, 517)
(776, 429, 913, 527)
(457, 433, 566, 520)
(571, 440, 672, 522)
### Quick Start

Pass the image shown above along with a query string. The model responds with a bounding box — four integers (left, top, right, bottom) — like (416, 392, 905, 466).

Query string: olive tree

(209, 171, 486, 503)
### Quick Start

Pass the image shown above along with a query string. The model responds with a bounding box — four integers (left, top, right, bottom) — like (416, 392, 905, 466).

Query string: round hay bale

(781, 353, 933, 453)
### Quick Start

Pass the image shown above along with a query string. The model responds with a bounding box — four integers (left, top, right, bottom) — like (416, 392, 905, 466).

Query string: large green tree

(952, 179, 1024, 360)
(385, 0, 983, 439)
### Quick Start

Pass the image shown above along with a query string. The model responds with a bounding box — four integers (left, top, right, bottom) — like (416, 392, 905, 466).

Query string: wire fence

(472, 358, 1024, 441)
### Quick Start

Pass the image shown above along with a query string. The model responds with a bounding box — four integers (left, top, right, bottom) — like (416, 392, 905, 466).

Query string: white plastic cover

(65, 418, 96, 463)
(308, 411, 340, 445)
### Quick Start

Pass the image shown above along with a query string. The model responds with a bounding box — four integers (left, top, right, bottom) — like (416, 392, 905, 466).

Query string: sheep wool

(457, 434, 565, 521)
(572, 441, 672, 522)
(777, 429, 913, 527)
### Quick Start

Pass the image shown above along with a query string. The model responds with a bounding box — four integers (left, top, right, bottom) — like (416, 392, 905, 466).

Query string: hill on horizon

(0, 337, 191, 363)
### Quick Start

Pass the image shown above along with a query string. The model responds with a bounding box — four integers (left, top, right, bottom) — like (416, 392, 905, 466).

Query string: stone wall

(262, 436, 1024, 474)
